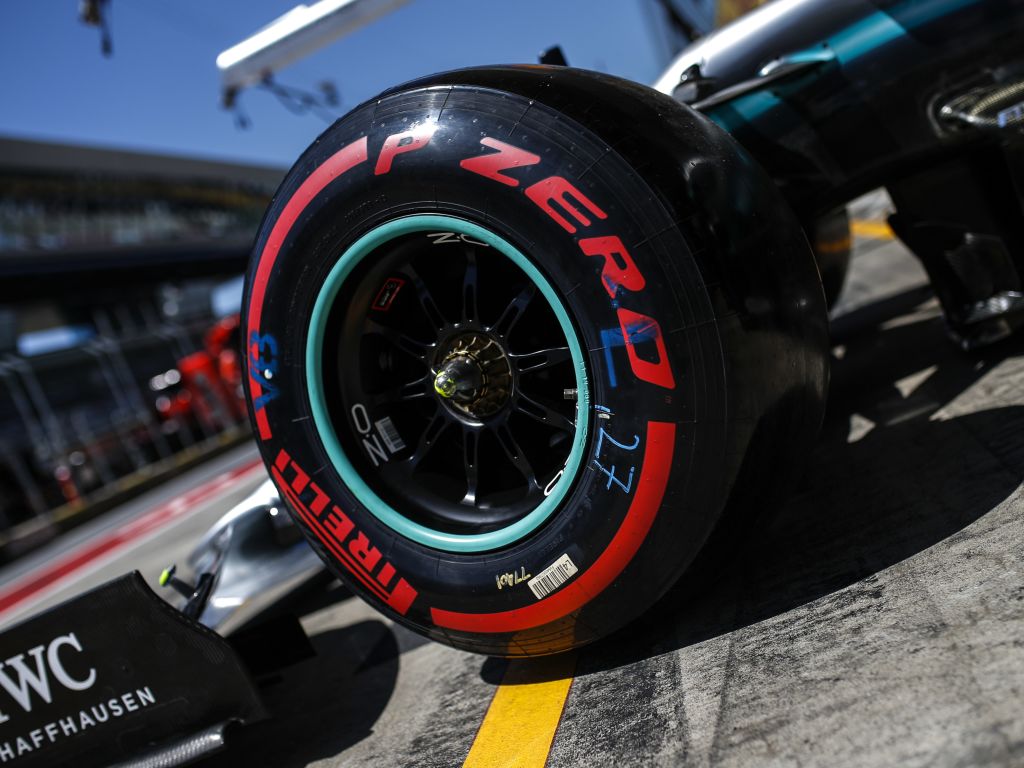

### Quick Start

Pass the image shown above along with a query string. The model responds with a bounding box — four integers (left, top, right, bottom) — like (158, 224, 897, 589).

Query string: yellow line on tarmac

(851, 219, 895, 240)
(463, 653, 577, 768)
(814, 236, 852, 255)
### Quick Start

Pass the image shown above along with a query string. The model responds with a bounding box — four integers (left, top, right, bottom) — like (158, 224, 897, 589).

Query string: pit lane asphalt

(7, 195, 1024, 767)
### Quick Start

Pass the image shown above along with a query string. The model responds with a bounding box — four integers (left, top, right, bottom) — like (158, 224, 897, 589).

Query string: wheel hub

(434, 332, 512, 419)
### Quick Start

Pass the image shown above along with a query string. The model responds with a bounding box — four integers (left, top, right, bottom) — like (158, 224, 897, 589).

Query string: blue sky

(0, 1, 678, 168)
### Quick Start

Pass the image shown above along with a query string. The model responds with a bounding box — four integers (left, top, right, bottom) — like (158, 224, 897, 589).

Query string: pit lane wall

(0, 138, 284, 561)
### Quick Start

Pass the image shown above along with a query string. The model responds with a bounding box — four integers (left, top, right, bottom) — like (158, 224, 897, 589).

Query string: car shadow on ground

(485, 287, 1024, 683)
(204, 618, 409, 767)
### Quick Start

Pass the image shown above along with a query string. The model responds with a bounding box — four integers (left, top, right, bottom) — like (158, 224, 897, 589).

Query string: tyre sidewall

(244, 86, 727, 654)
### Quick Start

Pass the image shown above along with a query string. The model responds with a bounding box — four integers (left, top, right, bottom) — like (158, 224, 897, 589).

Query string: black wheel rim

(314, 218, 587, 545)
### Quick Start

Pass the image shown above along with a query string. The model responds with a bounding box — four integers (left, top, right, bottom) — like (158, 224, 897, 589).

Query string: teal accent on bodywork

(829, 11, 906, 64)
(891, 0, 981, 31)
(829, 0, 981, 63)
(707, 0, 982, 131)
(711, 89, 783, 132)
(305, 215, 591, 553)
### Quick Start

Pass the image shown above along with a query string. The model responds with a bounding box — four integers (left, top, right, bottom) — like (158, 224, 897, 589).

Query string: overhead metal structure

(216, 0, 411, 106)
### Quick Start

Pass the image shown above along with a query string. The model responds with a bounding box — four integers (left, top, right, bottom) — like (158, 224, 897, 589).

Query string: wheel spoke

(408, 406, 449, 470)
(334, 225, 581, 530)
(491, 283, 537, 338)
(515, 393, 576, 433)
(405, 265, 449, 331)
(510, 346, 572, 374)
(462, 251, 479, 324)
(494, 424, 538, 487)
(370, 375, 430, 406)
(462, 427, 479, 504)
(365, 319, 431, 362)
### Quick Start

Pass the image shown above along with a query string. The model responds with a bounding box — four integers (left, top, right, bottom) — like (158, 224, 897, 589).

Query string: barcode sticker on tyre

(528, 553, 579, 600)
(375, 417, 406, 453)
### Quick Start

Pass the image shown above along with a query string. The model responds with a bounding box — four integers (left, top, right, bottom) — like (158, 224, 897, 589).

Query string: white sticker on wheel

(528, 553, 579, 600)
(375, 416, 406, 453)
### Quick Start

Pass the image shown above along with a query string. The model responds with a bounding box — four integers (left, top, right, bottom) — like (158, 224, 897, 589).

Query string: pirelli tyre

(811, 207, 853, 309)
(242, 66, 829, 657)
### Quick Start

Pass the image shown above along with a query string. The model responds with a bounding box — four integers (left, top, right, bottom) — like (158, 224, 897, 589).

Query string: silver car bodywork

(184, 479, 325, 634)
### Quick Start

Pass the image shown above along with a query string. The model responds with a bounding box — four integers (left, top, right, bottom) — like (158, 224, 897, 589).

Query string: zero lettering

(374, 124, 437, 175)
(459, 137, 676, 391)
(579, 235, 646, 299)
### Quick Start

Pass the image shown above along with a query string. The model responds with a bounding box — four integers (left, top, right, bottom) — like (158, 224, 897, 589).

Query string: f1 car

(241, 0, 1024, 658)
(5, 2, 1023, 765)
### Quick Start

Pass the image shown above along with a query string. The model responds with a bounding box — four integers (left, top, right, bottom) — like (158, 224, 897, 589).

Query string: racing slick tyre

(811, 207, 852, 309)
(242, 66, 830, 657)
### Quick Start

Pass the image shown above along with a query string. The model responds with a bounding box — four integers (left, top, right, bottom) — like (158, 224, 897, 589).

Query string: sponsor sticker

(527, 554, 579, 600)
(374, 416, 406, 454)
(0, 574, 264, 766)
(371, 277, 405, 312)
